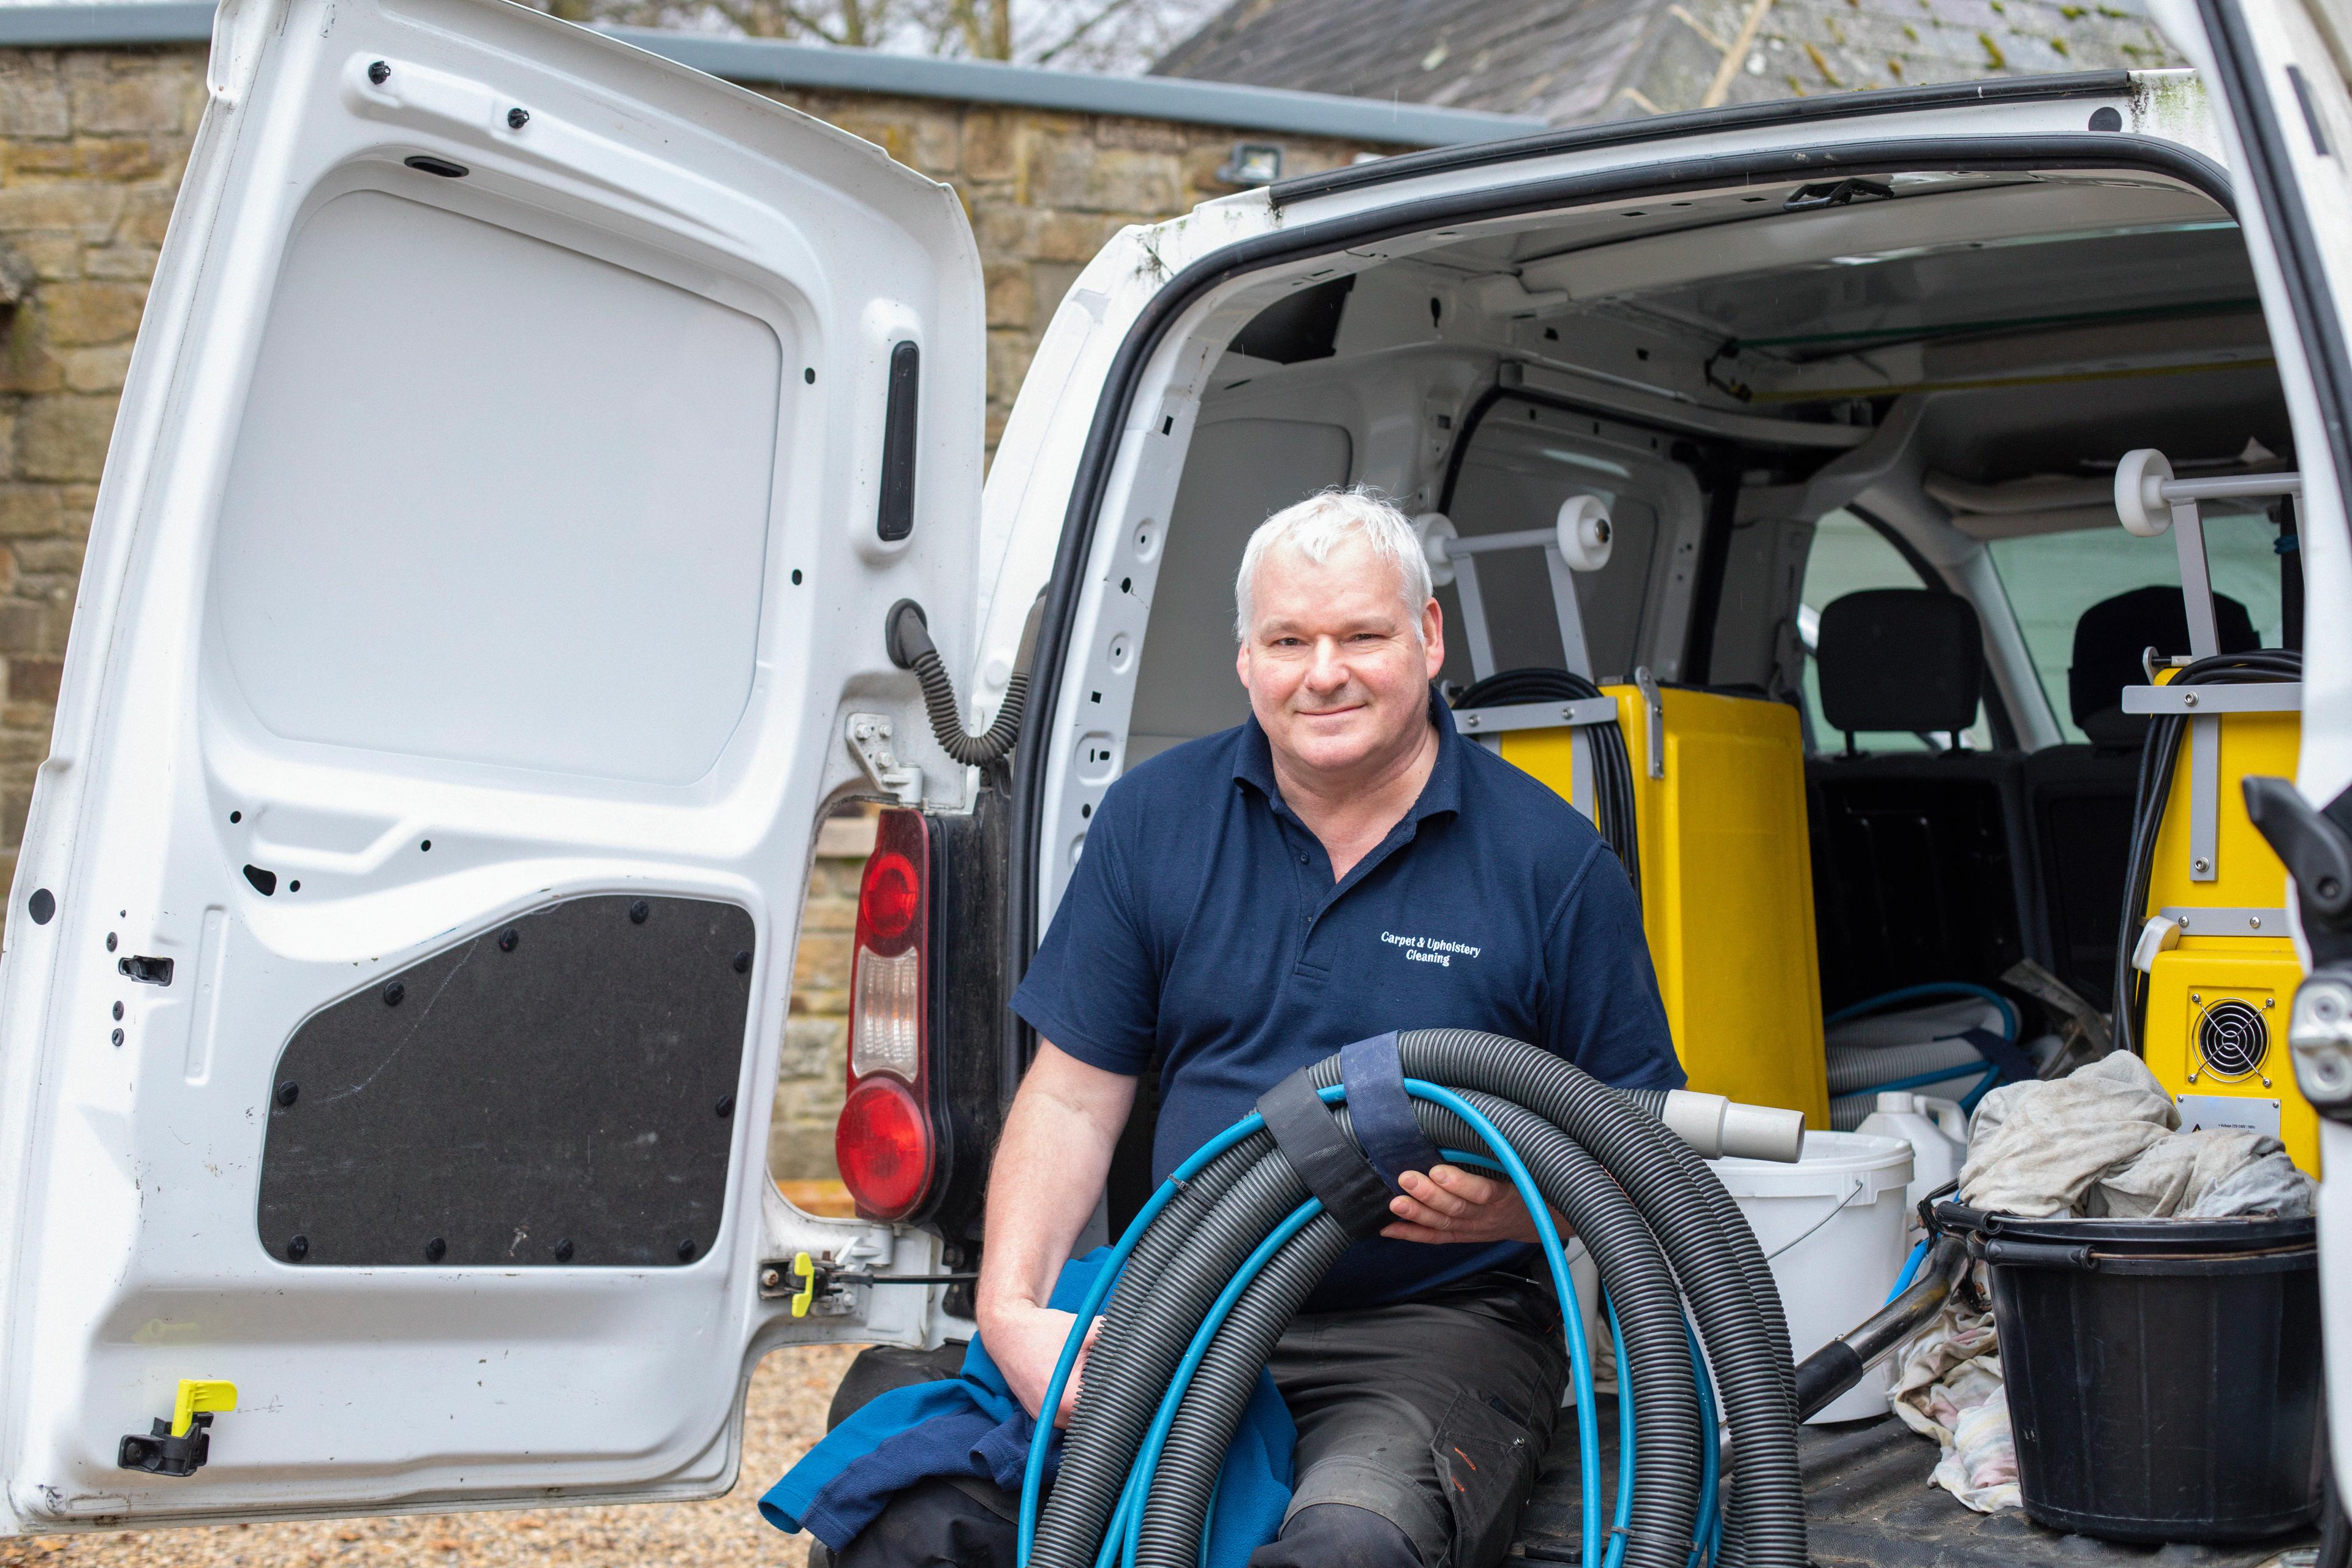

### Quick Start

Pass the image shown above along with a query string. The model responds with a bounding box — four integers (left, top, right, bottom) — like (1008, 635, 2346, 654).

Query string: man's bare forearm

(975, 1041, 1137, 1333)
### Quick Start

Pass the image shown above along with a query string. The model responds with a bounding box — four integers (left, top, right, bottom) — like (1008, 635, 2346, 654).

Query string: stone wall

(0, 41, 1402, 1199)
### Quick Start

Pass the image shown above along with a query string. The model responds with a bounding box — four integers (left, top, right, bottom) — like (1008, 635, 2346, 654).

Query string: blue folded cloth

(759, 1249, 1295, 1566)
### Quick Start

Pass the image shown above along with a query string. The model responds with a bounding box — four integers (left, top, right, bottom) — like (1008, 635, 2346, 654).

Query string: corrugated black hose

(885, 596, 1041, 767)
(1028, 1030, 1807, 1568)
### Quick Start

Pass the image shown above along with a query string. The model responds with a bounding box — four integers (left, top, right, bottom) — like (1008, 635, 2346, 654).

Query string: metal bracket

(2121, 684, 2302, 715)
(2120, 684, 2301, 886)
(1634, 666, 1665, 779)
(1450, 698, 1621, 736)
(2158, 906, 2290, 937)
(846, 713, 922, 805)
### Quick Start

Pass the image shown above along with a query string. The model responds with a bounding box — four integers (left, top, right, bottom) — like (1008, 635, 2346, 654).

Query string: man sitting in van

(943, 488, 1682, 1567)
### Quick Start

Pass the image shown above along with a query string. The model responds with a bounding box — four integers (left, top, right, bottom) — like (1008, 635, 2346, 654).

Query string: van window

(1986, 513, 2288, 745)
(1799, 510, 1989, 752)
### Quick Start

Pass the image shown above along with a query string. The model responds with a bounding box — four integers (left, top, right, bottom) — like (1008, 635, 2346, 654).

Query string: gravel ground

(0, 1344, 862, 1568)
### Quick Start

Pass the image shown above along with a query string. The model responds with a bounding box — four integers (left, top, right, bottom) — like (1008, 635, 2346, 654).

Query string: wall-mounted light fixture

(1217, 142, 1284, 186)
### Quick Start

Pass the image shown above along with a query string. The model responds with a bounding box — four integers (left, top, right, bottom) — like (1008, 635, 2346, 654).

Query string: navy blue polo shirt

(1012, 689, 1682, 1310)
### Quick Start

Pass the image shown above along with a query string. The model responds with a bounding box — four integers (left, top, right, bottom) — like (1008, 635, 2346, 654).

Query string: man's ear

(1235, 635, 1253, 693)
(1420, 598, 1445, 680)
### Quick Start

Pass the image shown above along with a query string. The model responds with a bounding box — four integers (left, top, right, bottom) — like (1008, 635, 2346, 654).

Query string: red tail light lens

(835, 1076, 932, 1219)
(839, 809, 935, 1221)
(859, 850, 921, 951)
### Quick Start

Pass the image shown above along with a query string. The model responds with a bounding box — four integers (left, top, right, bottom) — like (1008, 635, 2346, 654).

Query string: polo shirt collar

(1232, 687, 1464, 826)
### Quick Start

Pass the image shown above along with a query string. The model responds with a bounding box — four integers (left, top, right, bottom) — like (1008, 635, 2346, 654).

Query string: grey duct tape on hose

(1338, 1032, 1444, 1191)
(1254, 1069, 1396, 1238)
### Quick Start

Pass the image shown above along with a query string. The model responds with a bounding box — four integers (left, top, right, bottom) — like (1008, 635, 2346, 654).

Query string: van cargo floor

(1512, 1403, 2312, 1567)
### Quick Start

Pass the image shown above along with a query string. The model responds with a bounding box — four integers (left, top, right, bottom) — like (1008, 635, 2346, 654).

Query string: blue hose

(1883, 1238, 1931, 1306)
(1825, 982, 2018, 1041)
(1021, 1098, 1332, 1562)
(1604, 1291, 1634, 1568)
(1686, 1324, 1719, 1568)
(1020, 1082, 1609, 1568)
(1840, 1058, 2003, 1115)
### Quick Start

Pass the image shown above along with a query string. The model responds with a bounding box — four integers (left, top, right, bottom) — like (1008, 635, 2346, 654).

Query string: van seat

(2020, 586, 2262, 1011)
(1807, 590, 2040, 1011)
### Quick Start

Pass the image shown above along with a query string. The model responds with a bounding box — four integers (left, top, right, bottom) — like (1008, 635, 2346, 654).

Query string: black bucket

(1933, 1200, 2323, 1544)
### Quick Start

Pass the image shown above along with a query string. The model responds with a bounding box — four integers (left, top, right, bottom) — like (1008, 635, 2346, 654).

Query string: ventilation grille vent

(2195, 998, 2269, 1081)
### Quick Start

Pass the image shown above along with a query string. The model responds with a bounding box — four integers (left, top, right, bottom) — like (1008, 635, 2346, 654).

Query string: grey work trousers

(832, 1270, 1567, 1568)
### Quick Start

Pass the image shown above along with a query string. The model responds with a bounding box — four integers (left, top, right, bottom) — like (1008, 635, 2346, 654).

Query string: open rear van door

(2152, 0, 2352, 1501)
(0, 0, 986, 1531)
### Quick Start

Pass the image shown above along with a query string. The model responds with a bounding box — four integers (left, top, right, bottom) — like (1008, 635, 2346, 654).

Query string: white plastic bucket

(1709, 1131, 1913, 1423)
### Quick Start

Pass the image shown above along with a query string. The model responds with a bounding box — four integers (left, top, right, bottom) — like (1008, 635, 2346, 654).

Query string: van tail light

(837, 809, 936, 1220)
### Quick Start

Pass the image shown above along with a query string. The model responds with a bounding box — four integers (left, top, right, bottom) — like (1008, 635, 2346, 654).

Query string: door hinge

(846, 713, 923, 805)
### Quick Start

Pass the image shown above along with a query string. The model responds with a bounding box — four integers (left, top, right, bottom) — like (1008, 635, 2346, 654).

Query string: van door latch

(118, 1379, 236, 1477)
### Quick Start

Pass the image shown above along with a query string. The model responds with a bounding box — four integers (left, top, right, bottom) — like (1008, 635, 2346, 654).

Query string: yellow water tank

(2136, 689, 2317, 1174)
(1494, 687, 1830, 1126)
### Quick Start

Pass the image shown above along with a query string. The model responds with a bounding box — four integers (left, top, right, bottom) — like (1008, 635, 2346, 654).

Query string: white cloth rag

(1894, 1051, 2315, 1513)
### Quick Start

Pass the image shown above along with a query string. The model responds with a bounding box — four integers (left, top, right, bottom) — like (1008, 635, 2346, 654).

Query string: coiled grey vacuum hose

(1025, 1029, 1813, 1568)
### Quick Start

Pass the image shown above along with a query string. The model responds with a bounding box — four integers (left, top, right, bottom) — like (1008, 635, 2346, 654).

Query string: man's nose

(1303, 637, 1350, 690)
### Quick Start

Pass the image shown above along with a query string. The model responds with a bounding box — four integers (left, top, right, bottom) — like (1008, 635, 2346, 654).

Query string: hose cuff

(1256, 1070, 1395, 1238)
(1339, 1033, 1444, 1192)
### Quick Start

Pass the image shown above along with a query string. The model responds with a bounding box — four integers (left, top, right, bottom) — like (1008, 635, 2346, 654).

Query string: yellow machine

(2136, 679, 2316, 1172)
(1489, 685, 1832, 1127)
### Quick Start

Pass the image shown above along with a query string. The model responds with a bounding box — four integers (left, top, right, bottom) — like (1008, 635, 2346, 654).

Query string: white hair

(1233, 486, 1433, 642)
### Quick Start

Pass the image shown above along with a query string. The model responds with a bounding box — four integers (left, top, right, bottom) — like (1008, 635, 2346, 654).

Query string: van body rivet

(715, 1093, 735, 1117)
(384, 981, 405, 1006)
(554, 1238, 575, 1262)
(276, 1081, 299, 1107)
(677, 1238, 697, 1262)
(499, 929, 518, 952)
(111, 1028, 124, 1047)
(425, 1237, 447, 1262)
(507, 107, 529, 129)
(368, 60, 390, 84)
(733, 950, 751, 973)
(629, 900, 649, 924)
(287, 1234, 310, 1261)
(112, 1001, 123, 1020)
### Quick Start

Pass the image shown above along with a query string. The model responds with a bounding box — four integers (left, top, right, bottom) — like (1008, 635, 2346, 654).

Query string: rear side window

(1799, 510, 1989, 752)
(1986, 513, 2291, 745)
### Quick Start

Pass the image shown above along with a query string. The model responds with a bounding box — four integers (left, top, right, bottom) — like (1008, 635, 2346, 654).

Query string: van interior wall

(1081, 167, 2295, 1182)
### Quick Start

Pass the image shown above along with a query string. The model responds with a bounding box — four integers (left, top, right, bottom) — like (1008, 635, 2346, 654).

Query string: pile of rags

(1886, 1051, 2314, 1512)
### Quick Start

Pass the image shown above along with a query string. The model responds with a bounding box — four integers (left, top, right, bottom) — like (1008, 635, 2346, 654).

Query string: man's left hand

(1381, 1164, 1551, 1245)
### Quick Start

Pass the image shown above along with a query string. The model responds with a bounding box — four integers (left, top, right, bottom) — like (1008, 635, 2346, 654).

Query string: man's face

(1237, 534, 1445, 780)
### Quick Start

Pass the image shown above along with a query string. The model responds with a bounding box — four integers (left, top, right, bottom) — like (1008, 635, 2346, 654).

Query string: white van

(2, 0, 2348, 1560)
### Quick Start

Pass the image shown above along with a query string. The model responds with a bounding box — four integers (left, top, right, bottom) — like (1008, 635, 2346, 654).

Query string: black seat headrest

(2069, 585, 2260, 747)
(1816, 589, 1983, 738)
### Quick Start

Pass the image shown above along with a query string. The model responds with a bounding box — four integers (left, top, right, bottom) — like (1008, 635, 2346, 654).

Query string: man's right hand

(984, 1302, 1101, 1427)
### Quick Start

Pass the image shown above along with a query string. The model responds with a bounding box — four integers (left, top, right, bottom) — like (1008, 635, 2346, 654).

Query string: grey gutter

(0, 3, 1543, 148)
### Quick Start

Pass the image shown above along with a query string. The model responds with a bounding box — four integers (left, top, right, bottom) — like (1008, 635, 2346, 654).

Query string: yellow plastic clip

(171, 1379, 236, 1438)
(791, 1252, 817, 1319)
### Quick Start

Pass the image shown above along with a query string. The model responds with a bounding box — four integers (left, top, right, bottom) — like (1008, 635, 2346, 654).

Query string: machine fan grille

(2195, 998, 2269, 1081)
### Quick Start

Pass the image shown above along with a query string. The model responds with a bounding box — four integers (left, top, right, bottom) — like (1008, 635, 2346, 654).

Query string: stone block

(6, 657, 61, 704)
(59, 346, 132, 394)
(75, 136, 164, 181)
(0, 71, 70, 139)
(1, 786, 29, 850)
(963, 108, 1018, 181)
(1092, 116, 1191, 154)
(80, 245, 157, 281)
(38, 281, 144, 346)
(0, 338, 66, 396)
(1029, 262, 1084, 326)
(0, 730, 47, 764)
(910, 107, 960, 176)
(984, 262, 1033, 328)
(1027, 208, 1121, 264)
(779, 1016, 843, 1081)
(0, 598, 52, 656)
(15, 235, 81, 281)
(9, 142, 78, 178)
(18, 396, 118, 482)
(1030, 143, 1182, 215)
(793, 930, 852, 993)
(115, 186, 175, 247)
(0, 181, 126, 239)
(12, 538, 81, 576)
(0, 489, 63, 539)
(70, 70, 187, 135)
